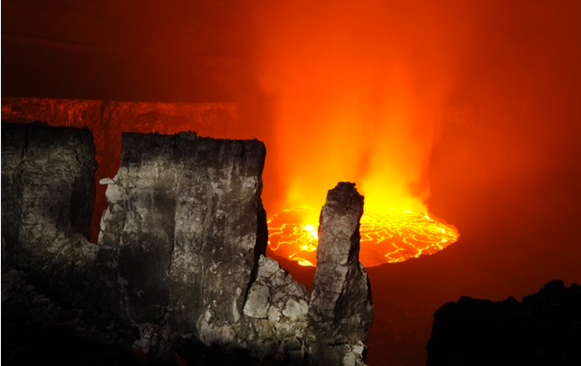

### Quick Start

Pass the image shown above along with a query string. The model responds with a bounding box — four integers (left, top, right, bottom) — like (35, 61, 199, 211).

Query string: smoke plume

(253, 0, 489, 212)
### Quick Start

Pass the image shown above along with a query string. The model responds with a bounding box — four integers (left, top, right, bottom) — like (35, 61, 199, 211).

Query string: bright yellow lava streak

(267, 205, 459, 267)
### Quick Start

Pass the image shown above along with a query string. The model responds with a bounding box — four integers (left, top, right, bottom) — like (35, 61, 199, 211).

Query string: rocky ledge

(2, 122, 373, 366)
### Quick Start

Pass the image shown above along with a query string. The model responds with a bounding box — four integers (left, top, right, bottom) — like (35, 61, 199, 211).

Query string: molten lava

(267, 205, 459, 267)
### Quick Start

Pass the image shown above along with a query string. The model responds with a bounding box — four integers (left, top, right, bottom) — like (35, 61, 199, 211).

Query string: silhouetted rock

(308, 182, 374, 366)
(1, 122, 97, 298)
(427, 280, 581, 366)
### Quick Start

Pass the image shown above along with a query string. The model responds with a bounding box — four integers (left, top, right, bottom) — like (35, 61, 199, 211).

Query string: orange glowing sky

(254, 1, 479, 214)
(252, 1, 480, 266)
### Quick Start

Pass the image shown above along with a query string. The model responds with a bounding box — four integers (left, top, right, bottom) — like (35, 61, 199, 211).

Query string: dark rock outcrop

(1, 122, 97, 298)
(95, 131, 321, 362)
(427, 280, 581, 366)
(97, 132, 267, 331)
(1, 268, 141, 366)
(308, 182, 374, 366)
(2, 121, 374, 365)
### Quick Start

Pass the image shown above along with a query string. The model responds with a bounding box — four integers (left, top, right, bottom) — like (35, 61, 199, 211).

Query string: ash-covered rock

(308, 182, 374, 365)
(1, 122, 97, 299)
(427, 280, 581, 366)
(97, 132, 267, 329)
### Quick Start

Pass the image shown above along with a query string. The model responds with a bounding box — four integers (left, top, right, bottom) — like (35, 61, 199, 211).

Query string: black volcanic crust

(427, 280, 581, 366)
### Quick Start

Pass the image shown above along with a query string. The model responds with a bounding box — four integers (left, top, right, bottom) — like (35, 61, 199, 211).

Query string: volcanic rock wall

(1, 122, 97, 298)
(1, 121, 374, 365)
(96, 131, 274, 351)
(97, 132, 266, 325)
(1, 97, 240, 240)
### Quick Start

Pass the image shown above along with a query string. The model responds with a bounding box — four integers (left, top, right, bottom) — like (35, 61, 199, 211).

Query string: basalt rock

(308, 182, 374, 366)
(97, 132, 267, 331)
(1, 122, 97, 299)
(95, 131, 321, 362)
(426, 280, 581, 366)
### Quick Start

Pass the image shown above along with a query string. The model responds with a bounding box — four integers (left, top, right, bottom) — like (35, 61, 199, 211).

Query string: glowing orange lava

(267, 205, 459, 267)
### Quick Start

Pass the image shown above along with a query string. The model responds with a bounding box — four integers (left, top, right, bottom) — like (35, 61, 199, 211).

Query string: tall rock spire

(309, 182, 374, 365)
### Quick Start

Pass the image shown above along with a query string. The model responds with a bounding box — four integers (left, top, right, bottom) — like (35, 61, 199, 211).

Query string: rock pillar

(308, 182, 374, 365)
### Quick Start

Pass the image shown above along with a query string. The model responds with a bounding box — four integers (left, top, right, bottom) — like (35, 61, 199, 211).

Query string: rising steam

(253, 0, 485, 213)
(251, 1, 484, 266)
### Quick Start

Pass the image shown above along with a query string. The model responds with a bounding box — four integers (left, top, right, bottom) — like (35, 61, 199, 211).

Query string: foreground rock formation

(97, 132, 267, 331)
(427, 280, 581, 366)
(1, 122, 97, 298)
(2, 122, 373, 365)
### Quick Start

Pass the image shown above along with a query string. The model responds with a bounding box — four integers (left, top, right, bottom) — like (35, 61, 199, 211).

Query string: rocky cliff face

(1, 122, 97, 298)
(2, 121, 374, 366)
(97, 132, 267, 333)
(426, 280, 581, 366)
